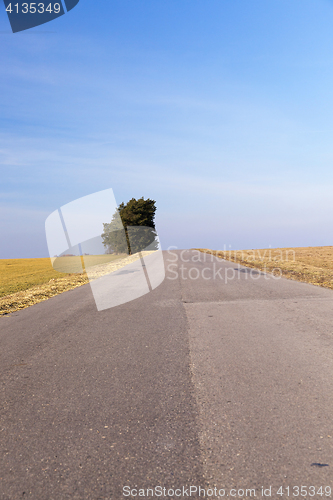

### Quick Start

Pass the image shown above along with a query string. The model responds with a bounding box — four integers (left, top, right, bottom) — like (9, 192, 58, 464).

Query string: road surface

(0, 250, 333, 499)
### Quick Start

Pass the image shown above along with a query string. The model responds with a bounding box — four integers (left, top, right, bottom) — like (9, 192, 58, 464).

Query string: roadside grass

(0, 254, 128, 299)
(196, 246, 333, 290)
(0, 258, 72, 298)
(51, 253, 127, 274)
(0, 253, 142, 316)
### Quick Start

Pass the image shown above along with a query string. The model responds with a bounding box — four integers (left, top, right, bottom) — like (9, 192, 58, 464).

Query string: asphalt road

(1, 250, 333, 499)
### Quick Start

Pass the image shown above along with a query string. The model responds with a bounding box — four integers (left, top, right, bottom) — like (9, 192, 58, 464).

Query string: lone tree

(102, 197, 158, 255)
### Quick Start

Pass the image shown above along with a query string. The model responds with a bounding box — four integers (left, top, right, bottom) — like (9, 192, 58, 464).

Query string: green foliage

(117, 198, 157, 228)
(102, 209, 128, 255)
(102, 197, 159, 255)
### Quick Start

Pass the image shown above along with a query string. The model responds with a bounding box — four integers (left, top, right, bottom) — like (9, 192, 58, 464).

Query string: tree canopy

(102, 197, 158, 255)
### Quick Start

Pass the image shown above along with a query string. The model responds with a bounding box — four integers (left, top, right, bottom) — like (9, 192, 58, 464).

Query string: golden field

(0, 258, 72, 297)
(0, 253, 145, 316)
(197, 246, 333, 289)
(0, 257, 87, 316)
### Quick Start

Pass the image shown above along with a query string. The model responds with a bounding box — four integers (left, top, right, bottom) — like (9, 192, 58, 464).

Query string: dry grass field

(197, 246, 333, 289)
(0, 252, 149, 316)
(0, 257, 88, 316)
(0, 258, 71, 298)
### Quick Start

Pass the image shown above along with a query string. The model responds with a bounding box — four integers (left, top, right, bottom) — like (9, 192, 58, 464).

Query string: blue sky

(1, 0, 333, 258)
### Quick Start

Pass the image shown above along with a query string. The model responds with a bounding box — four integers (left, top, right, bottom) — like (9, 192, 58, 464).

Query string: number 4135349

(6, 3, 61, 14)
(277, 486, 331, 497)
